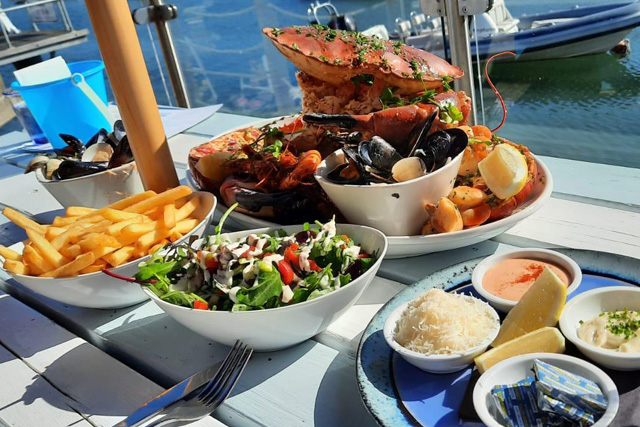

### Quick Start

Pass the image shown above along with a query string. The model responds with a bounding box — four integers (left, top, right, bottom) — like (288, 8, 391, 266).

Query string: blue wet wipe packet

(538, 393, 595, 426)
(490, 377, 567, 427)
(533, 359, 607, 416)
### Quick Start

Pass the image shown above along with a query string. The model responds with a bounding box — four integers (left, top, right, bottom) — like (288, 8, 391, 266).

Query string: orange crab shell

(263, 26, 463, 95)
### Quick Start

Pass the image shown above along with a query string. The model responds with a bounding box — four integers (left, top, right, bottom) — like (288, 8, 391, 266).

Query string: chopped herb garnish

(442, 75, 453, 91)
(271, 28, 284, 37)
(318, 55, 329, 62)
(291, 43, 299, 51)
(351, 74, 375, 88)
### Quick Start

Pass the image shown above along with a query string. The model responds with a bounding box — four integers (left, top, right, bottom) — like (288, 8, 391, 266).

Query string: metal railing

(0, 0, 75, 49)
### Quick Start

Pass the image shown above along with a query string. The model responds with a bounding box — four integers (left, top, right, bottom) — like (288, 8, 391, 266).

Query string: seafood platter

(358, 248, 640, 426)
(187, 25, 553, 258)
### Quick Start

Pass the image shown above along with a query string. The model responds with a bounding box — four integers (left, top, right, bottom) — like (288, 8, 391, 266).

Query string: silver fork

(147, 341, 252, 427)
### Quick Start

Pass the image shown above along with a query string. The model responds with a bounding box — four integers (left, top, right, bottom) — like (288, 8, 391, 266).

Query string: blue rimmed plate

(356, 249, 640, 426)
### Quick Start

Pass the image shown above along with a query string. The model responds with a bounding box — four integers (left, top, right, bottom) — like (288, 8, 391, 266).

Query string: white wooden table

(0, 112, 639, 426)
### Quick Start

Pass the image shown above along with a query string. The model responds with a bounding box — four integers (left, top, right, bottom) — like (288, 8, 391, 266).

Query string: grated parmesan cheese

(394, 289, 498, 354)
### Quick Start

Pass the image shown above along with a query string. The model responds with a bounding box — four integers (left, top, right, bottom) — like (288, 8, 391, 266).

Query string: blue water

(1, 0, 639, 168)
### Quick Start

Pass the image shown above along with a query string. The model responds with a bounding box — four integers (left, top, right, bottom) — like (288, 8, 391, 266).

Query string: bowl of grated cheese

(384, 288, 500, 373)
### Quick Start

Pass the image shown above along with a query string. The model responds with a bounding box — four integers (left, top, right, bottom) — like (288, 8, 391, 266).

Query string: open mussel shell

(53, 160, 108, 180)
(107, 135, 134, 169)
(358, 136, 403, 173)
(415, 128, 469, 172)
(58, 133, 85, 156)
(85, 128, 115, 150)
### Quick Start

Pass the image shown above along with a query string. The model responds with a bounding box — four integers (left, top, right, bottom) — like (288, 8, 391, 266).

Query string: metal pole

(148, 0, 191, 108)
(442, 0, 476, 125)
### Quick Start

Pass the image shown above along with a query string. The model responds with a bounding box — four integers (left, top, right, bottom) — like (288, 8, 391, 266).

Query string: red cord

(102, 268, 138, 283)
(485, 51, 516, 133)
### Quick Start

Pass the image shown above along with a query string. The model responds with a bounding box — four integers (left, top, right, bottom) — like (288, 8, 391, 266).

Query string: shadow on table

(10, 341, 160, 421)
(313, 350, 377, 426)
(380, 240, 502, 285)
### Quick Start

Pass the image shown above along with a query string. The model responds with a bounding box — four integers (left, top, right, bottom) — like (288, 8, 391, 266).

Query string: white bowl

(472, 248, 582, 313)
(143, 223, 388, 351)
(383, 294, 500, 373)
(36, 161, 145, 209)
(314, 148, 464, 236)
(473, 353, 619, 427)
(559, 286, 640, 371)
(5, 192, 216, 309)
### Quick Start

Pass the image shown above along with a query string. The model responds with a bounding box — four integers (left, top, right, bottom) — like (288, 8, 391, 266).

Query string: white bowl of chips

(1, 189, 216, 309)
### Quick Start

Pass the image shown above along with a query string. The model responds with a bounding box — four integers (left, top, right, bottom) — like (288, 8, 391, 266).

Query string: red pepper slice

(289, 243, 299, 251)
(193, 300, 209, 310)
(278, 260, 294, 285)
(308, 260, 322, 272)
(284, 247, 299, 267)
(358, 253, 370, 259)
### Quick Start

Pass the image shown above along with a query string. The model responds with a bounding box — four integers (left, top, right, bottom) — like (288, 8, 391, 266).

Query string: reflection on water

(482, 52, 640, 167)
(0, 0, 637, 168)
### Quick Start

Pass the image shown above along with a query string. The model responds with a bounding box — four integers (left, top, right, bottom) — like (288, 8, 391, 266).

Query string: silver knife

(114, 364, 221, 427)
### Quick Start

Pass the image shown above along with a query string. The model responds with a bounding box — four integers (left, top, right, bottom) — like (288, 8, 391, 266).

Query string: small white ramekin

(383, 293, 500, 373)
(472, 248, 582, 313)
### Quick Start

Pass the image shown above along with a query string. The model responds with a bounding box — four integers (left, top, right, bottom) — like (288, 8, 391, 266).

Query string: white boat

(397, 0, 640, 60)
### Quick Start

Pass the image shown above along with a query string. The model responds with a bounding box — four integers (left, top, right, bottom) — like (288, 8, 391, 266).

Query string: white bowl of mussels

(314, 128, 466, 236)
(27, 123, 145, 208)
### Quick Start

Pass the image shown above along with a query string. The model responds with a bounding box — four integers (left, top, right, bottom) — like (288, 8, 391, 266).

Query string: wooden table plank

(539, 155, 640, 211)
(494, 198, 640, 259)
(0, 291, 224, 427)
(0, 342, 92, 427)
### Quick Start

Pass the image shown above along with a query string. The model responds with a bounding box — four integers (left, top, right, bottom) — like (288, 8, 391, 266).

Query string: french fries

(4, 259, 29, 275)
(2, 207, 46, 234)
(0, 245, 21, 261)
(1, 188, 203, 277)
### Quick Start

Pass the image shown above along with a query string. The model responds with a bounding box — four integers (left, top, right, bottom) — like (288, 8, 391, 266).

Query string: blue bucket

(11, 60, 112, 149)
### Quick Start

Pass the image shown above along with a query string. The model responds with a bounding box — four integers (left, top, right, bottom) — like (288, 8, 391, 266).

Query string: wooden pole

(84, 0, 179, 192)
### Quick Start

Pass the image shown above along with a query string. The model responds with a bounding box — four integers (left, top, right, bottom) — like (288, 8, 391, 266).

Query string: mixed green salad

(135, 217, 376, 312)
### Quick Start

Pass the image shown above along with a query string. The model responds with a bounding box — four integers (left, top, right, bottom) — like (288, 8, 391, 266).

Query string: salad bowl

(5, 191, 216, 309)
(142, 223, 388, 351)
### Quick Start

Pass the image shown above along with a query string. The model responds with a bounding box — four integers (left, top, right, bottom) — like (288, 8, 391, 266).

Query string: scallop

(392, 157, 426, 182)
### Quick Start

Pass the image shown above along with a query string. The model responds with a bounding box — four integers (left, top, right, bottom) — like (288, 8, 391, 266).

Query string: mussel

(53, 160, 108, 180)
(24, 120, 135, 181)
(325, 114, 468, 185)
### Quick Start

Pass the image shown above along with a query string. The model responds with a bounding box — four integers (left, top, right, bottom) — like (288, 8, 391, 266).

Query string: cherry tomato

(284, 247, 299, 267)
(278, 260, 294, 285)
(358, 253, 370, 259)
(308, 260, 322, 272)
(193, 300, 209, 310)
(241, 245, 256, 258)
(289, 243, 299, 251)
(204, 253, 219, 270)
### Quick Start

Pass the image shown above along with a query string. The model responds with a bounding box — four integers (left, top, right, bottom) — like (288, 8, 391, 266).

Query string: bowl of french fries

(0, 186, 216, 309)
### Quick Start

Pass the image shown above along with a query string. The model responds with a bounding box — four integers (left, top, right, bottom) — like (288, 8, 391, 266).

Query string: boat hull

(405, 1, 640, 61)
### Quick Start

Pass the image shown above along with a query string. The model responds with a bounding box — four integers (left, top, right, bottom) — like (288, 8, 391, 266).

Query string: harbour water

(1, 0, 638, 168)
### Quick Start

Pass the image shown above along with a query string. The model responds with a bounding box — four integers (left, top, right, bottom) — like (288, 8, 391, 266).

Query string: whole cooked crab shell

(263, 26, 463, 94)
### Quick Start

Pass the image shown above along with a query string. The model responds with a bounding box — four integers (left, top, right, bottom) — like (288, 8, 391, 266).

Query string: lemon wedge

(492, 267, 567, 347)
(475, 327, 565, 374)
(478, 144, 528, 199)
